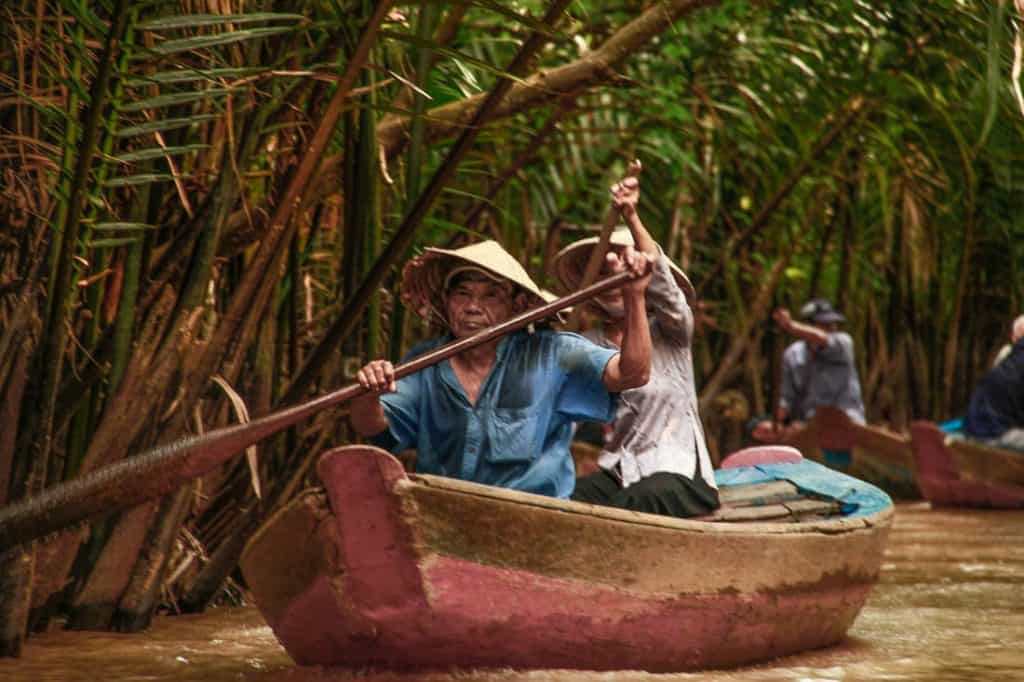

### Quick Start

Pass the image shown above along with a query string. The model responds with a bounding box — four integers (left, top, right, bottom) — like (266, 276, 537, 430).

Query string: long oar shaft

(565, 160, 641, 331)
(0, 271, 632, 552)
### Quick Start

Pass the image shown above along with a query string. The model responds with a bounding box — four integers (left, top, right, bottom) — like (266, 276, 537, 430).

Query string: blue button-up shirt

(372, 330, 618, 498)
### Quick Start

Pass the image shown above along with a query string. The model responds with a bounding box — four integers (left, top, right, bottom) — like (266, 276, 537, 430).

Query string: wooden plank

(701, 498, 840, 523)
(948, 438, 1024, 486)
(853, 424, 915, 469)
(718, 480, 803, 507)
(785, 498, 842, 517)
(700, 504, 800, 523)
(409, 470, 874, 535)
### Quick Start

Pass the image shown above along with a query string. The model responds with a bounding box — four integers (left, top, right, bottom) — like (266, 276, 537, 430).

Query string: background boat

(784, 406, 920, 499)
(909, 421, 1024, 509)
(240, 444, 892, 672)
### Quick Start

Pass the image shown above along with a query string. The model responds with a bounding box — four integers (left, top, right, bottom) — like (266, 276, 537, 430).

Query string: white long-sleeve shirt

(586, 255, 717, 490)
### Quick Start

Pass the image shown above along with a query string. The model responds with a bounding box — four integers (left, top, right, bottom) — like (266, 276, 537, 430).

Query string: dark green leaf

(117, 114, 221, 137)
(138, 13, 306, 31)
(104, 173, 187, 187)
(151, 26, 299, 55)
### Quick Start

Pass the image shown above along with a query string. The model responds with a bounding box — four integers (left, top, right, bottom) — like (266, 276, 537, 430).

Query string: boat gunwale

(803, 406, 914, 462)
(403, 468, 893, 536)
(244, 453, 894, 559)
(946, 434, 1024, 485)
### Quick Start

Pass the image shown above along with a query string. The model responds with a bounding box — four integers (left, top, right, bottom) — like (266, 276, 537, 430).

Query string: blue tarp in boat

(715, 459, 892, 519)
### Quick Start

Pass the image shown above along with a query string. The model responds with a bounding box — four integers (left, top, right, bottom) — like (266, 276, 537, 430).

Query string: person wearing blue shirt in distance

(349, 239, 654, 499)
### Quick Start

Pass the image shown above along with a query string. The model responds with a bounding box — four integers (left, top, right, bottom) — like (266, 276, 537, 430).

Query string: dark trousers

(570, 469, 720, 518)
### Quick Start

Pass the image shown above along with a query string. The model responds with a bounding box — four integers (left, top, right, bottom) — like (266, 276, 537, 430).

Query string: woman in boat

(349, 239, 654, 499)
(552, 175, 720, 518)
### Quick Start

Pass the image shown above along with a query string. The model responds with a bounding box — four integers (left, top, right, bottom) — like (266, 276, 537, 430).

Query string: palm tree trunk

(178, 425, 334, 612)
(0, 548, 33, 656)
(281, 0, 576, 406)
(112, 487, 191, 632)
(0, 1, 133, 654)
(699, 256, 790, 409)
(65, 501, 159, 630)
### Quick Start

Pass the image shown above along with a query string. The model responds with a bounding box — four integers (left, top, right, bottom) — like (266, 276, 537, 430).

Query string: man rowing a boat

(350, 239, 654, 498)
(751, 298, 866, 443)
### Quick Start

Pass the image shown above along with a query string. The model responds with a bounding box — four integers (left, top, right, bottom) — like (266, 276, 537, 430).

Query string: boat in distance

(910, 420, 1024, 508)
(784, 406, 920, 499)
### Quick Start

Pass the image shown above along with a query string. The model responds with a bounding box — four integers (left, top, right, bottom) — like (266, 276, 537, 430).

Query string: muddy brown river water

(1, 502, 1022, 681)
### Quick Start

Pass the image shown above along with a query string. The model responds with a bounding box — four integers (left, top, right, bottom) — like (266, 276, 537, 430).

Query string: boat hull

(910, 421, 1024, 508)
(241, 445, 891, 672)
(787, 407, 920, 499)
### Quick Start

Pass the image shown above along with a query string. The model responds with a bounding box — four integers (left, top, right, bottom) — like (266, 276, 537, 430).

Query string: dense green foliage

(0, 0, 1022, 650)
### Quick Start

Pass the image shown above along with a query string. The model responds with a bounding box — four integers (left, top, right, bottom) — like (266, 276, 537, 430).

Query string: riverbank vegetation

(1, 0, 1021, 656)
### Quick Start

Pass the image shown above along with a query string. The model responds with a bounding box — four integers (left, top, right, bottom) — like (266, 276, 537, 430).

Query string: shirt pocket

(485, 407, 539, 463)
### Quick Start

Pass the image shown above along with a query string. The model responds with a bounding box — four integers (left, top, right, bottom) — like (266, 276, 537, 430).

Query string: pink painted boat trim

(317, 450, 428, 614)
(274, 552, 874, 671)
(910, 421, 1024, 508)
(720, 445, 803, 468)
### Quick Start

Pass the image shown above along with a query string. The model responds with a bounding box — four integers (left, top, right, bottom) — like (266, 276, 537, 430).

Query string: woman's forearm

(784, 319, 828, 349)
(623, 210, 659, 257)
(611, 290, 652, 390)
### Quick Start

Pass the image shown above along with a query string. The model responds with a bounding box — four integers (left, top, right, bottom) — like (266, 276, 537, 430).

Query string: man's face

(444, 274, 515, 337)
(818, 321, 840, 333)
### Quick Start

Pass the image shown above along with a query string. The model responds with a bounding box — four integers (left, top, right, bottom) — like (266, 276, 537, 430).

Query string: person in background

(751, 299, 866, 443)
(349, 239, 654, 499)
(553, 173, 719, 518)
(992, 314, 1024, 368)
(964, 326, 1024, 452)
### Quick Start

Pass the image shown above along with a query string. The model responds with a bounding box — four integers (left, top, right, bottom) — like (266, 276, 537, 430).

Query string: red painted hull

(241, 445, 891, 672)
(910, 421, 1024, 508)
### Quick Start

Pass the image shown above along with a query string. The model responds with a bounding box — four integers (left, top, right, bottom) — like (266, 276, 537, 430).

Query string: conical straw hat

(551, 227, 696, 306)
(401, 240, 548, 324)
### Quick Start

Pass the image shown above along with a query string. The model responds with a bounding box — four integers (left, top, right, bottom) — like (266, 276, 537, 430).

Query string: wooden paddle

(0, 271, 634, 553)
(564, 159, 642, 331)
(770, 308, 786, 439)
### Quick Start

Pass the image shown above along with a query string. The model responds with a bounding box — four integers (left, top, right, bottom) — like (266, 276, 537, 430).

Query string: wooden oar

(0, 271, 633, 553)
(564, 159, 641, 331)
(770, 311, 785, 439)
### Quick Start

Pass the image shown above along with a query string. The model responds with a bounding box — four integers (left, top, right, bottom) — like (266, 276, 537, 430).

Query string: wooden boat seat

(705, 480, 841, 523)
(717, 480, 804, 506)
(701, 498, 841, 523)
